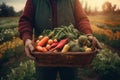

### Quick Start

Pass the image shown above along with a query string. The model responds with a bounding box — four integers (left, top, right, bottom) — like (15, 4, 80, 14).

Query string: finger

(91, 37, 96, 50)
(25, 47, 35, 60)
(94, 37, 102, 49)
(28, 44, 34, 52)
(88, 35, 93, 40)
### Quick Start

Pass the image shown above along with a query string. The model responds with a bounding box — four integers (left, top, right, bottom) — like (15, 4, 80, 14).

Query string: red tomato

(53, 39, 58, 43)
(48, 39, 54, 45)
(46, 44, 51, 50)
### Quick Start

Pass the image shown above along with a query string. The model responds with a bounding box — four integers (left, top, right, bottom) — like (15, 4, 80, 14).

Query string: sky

(0, 0, 120, 12)
(0, 0, 26, 12)
(80, 0, 120, 11)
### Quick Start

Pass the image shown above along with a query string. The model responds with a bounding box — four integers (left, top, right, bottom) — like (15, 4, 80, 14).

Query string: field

(0, 15, 120, 80)
(89, 15, 120, 49)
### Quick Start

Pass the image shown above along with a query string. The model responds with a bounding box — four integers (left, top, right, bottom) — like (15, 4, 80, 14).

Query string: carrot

(36, 46, 43, 52)
(42, 47, 48, 52)
(49, 38, 68, 52)
(50, 42, 58, 48)
(37, 36, 49, 46)
(55, 38, 68, 49)
(49, 48, 55, 52)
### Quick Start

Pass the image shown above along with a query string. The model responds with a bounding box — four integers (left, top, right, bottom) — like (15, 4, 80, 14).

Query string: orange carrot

(36, 46, 43, 52)
(42, 47, 48, 52)
(37, 36, 49, 46)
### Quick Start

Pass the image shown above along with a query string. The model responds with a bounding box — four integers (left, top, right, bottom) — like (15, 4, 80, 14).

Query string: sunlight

(80, 0, 120, 11)
(80, 0, 106, 11)
(87, 0, 105, 8)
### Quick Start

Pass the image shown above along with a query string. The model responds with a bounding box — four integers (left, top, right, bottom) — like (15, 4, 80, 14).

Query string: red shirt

(18, 0, 92, 42)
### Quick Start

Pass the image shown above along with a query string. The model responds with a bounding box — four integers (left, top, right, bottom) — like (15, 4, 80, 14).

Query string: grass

(95, 23, 120, 32)
(0, 17, 19, 25)
(0, 17, 19, 43)
(88, 14, 120, 49)
(0, 17, 19, 31)
(88, 15, 120, 24)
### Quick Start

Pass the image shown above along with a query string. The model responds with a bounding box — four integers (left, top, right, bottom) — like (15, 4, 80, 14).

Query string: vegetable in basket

(37, 36, 49, 46)
(50, 38, 68, 52)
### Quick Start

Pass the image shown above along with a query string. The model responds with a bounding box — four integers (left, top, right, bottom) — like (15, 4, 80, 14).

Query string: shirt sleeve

(18, 0, 34, 43)
(74, 0, 92, 34)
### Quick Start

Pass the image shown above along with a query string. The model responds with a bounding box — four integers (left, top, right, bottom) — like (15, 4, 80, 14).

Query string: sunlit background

(0, 0, 120, 12)
(80, 0, 120, 11)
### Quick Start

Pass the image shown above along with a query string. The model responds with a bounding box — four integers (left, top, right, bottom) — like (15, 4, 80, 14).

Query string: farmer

(18, 0, 102, 80)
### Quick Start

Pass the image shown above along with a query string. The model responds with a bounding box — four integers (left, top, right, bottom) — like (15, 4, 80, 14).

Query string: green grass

(93, 33, 120, 49)
(95, 23, 120, 32)
(0, 17, 19, 31)
(0, 17, 19, 43)
(88, 15, 120, 49)
(92, 46, 120, 80)
(88, 14, 120, 22)
(89, 15, 120, 30)
(0, 17, 19, 26)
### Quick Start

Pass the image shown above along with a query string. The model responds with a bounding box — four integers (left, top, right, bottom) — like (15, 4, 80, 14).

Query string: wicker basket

(31, 49, 98, 67)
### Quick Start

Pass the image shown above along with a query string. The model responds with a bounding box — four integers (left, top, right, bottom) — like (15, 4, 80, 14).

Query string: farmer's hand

(25, 39, 35, 60)
(87, 35, 102, 50)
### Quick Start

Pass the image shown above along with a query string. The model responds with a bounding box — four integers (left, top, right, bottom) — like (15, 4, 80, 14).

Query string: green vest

(32, 0, 75, 37)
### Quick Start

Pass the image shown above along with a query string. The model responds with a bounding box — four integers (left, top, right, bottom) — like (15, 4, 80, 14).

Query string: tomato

(48, 39, 54, 45)
(53, 39, 58, 43)
(36, 40, 40, 43)
(46, 44, 51, 50)
(38, 35, 44, 40)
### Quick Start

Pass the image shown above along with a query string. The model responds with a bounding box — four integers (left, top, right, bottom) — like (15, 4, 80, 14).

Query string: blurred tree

(87, 6, 92, 15)
(102, 1, 116, 14)
(83, 2, 92, 15)
(0, 2, 16, 17)
(84, 2, 88, 14)
(112, 5, 116, 12)
(116, 8, 120, 14)
(94, 6, 98, 14)
(16, 10, 23, 16)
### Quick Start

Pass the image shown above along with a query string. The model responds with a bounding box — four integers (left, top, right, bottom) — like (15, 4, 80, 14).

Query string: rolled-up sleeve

(74, 0, 92, 34)
(18, 0, 34, 42)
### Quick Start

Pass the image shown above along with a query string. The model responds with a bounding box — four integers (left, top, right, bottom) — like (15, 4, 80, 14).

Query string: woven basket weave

(31, 49, 98, 67)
